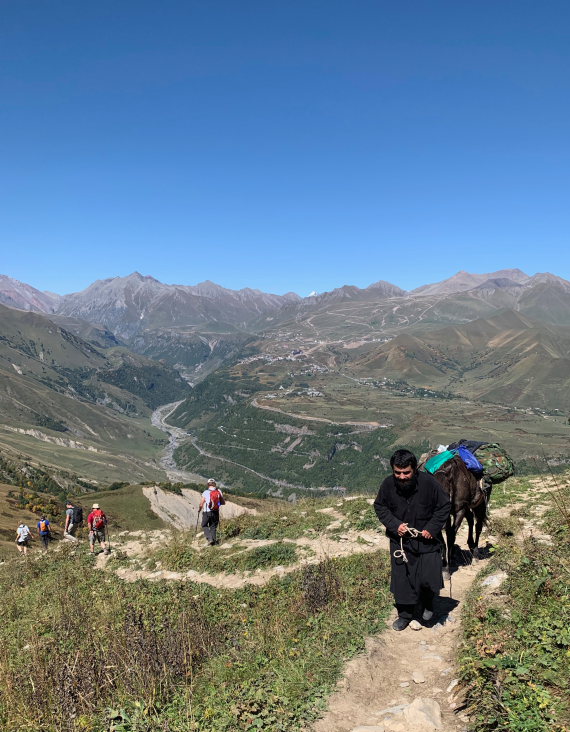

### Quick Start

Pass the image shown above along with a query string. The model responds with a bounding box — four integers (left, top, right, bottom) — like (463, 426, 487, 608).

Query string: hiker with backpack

(198, 478, 225, 546)
(37, 515, 51, 551)
(374, 449, 451, 631)
(16, 522, 32, 555)
(64, 500, 83, 540)
(87, 503, 109, 554)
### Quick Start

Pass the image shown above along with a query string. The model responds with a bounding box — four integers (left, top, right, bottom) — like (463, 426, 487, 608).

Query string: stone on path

(374, 705, 407, 717)
(412, 670, 426, 684)
(446, 678, 459, 693)
(404, 698, 442, 729)
(374, 698, 442, 732)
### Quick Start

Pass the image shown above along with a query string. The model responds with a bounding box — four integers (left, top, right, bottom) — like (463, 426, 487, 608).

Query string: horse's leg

(452, 507, 466, 565)
(442, 515, 452, 580)
(472, 502, 486, 559)
(465, 508, 475, 552)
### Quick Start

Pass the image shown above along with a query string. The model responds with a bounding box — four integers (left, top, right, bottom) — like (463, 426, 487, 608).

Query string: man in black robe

(374, 448, 451, 631)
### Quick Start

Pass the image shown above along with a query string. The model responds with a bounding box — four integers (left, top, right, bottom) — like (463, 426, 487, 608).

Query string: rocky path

(312, 548, 478, 732)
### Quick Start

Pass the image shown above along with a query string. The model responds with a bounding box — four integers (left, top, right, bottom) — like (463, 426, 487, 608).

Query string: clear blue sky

(2, 1, 570, 296)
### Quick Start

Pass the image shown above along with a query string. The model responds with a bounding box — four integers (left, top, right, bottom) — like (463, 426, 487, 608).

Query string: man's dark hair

(390, 449, 418, 471)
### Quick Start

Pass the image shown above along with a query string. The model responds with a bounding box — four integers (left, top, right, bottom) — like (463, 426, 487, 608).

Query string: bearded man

(374, 449, 451, 631)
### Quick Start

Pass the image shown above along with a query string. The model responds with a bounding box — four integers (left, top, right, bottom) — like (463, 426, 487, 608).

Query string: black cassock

(374, 472, 451, 605)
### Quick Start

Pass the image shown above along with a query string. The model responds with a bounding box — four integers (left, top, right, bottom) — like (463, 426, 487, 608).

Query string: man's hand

(421, 529, 433, 540)
(397, 523, 409, 536)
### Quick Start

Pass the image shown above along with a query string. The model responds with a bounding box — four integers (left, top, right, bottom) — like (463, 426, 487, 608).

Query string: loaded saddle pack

(423, 439, 515, 488)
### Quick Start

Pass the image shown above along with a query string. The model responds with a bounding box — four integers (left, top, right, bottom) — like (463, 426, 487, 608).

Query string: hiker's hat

(207, 478, 216, 485)
(92, 503, 100, 509)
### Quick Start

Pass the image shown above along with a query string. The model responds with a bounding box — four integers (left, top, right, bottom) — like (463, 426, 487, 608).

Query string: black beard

(394, 475, 417, 494)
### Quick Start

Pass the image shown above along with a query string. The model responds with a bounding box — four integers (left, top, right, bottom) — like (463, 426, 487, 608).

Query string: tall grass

(0, 547, 219, 731)
(0, 545, 392, 731)
(460, 483, 570, 731)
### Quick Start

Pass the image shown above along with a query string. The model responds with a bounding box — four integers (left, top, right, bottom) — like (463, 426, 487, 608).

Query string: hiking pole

(105, 525, 111, 555)
(194, 508, 201, 538)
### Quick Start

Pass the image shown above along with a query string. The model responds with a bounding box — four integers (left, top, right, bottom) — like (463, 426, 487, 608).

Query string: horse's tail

(473, 477, 490, 524)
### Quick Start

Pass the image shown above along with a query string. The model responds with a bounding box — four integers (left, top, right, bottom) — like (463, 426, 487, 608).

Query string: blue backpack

(453, 445, 484, 474)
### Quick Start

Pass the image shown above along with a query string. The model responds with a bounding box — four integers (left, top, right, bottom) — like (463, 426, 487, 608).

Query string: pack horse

(433, 456, 488, 575)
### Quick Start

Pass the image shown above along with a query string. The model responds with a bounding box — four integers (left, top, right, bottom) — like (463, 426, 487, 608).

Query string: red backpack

(92, 510, 105, 531)
(207, 489, 224, 511)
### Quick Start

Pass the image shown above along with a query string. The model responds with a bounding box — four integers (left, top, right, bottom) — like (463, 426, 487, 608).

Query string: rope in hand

(393, 526, 422, 563)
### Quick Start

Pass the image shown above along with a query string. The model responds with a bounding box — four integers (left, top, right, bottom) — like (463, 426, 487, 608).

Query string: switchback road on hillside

(251, 397, 383, 429)
(152, 401, 318, 494)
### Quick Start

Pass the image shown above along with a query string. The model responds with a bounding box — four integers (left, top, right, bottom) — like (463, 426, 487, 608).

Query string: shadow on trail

(429, 540, 496, 625)
(448, 539, 496, 570)
(432, 593, 460, 620)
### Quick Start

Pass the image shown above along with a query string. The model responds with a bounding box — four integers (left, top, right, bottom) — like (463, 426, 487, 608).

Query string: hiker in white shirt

(198, 478, 225, 545)
(16, 523, 31, 555)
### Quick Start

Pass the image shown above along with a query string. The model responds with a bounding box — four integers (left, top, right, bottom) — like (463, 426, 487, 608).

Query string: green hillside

(0, 304, 191, 489)
(0, 481, 64, 558)
(168, 312, 570, 490)
(0, 472, 566, 731)
(72, 484, 166, 531)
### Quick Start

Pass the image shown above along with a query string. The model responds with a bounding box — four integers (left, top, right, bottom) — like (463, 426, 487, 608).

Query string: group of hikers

(15, 502, 109, 555)
(14, 477, 226, 555)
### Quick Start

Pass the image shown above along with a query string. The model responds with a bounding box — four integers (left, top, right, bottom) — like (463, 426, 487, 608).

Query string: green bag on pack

(474, 443, 515, 484)
(425, 450, 455, 474)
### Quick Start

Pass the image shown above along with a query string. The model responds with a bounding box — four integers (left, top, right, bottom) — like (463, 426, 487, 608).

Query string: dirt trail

(309, 479, 556, 732)
(113, 527, 389, 589)
(312, 535, 478, 732)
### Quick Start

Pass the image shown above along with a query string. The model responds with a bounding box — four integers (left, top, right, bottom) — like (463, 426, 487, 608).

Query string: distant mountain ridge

(3, 268, 570, 319)
(56, 272, 301, 339)
(411, 268, 530, 296)
(3, 268, 570, 379)
(2, 267, 570, 491)
(0, 274, 60, 313)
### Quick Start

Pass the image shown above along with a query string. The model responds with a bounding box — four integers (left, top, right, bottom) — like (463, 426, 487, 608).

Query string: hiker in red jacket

(198, 478, 225, 545)
(87, 503, 109, 555)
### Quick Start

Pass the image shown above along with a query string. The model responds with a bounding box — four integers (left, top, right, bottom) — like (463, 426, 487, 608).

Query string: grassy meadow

(0, 544, 392, 731)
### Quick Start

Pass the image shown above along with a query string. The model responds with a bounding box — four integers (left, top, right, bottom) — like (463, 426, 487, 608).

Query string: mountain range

(1, 267, 570, 492)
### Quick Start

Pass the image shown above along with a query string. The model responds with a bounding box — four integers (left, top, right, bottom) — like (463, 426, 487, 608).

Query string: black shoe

(392, 617, 411, 631)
